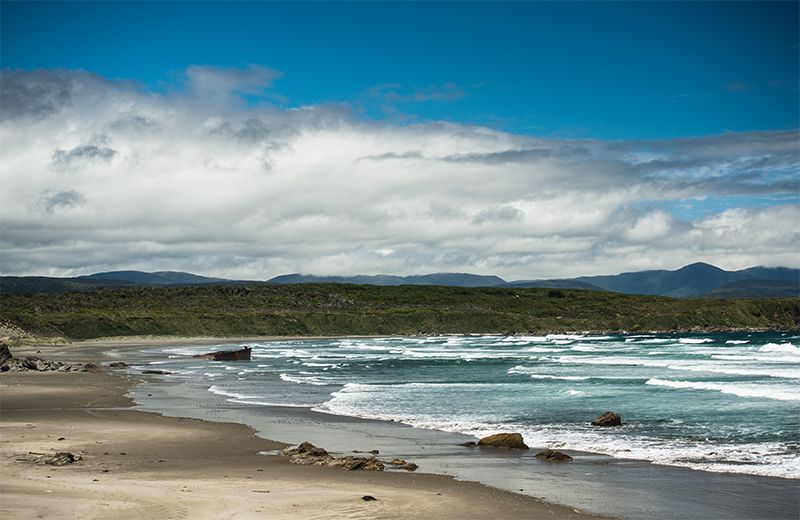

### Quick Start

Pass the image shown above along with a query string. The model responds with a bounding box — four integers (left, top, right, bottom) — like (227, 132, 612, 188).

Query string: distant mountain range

(267, 273, 506, 287)
(1, 263, 798, 298)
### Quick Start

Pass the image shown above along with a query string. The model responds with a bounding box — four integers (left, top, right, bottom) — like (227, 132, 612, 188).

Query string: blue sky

(0, 2, 798, 278)
(3, 1, 798, 139)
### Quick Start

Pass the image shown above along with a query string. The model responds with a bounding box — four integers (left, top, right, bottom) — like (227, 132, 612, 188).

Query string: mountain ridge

(1, 263, 797, 298)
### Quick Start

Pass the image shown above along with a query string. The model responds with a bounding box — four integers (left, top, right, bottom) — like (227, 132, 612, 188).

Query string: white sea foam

(678, 338, 714, 344)
(759, 343, 799, 354)
(545, 334, 584, 340)
(227, 398, 308, 408)
(279, 373, 330, 386)
(664, 363, 800, 380)
(626, 338, 672, 344)
(525, 347, 569, 352)
(711, 354, 800, 363)
(507, 366, 589, 380)
(208, 385, 259, 399)
(534, 374, 590, 381)
(550, 355, 800, 379)
(725, 340, 750, 345)
(502, 335, 548, 342)
(645, 378, 800, 401)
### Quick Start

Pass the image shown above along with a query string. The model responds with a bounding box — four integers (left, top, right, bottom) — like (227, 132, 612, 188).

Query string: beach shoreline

(3, 335, 799, 520)
(0, 338, 605, 520)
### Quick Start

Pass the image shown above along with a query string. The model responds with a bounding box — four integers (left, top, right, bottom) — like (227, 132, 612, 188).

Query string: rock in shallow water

(591, 411, 622, 427)
(535, 449, 573, 462)
(477, 433, 529, 450)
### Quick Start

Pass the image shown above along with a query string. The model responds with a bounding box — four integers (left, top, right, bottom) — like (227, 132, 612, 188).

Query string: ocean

(138, 332, 800, 480)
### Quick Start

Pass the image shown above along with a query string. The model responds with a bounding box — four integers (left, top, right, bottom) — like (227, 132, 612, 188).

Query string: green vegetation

(1, 284, 797, 340)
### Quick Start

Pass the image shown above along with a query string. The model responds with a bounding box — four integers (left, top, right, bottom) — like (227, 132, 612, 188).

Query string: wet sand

(0, 339, 603, 520)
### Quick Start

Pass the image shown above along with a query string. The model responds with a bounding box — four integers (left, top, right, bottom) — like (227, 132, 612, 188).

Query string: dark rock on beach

(0, 343, 12, 365)
(535, 449, 573, 462)
(477, 433, 529, 450)
(108, 362, 128, 368)
(283, 442, 417, 472)
(329, 456, 385, 471)
(0, 344, 102, 373)
(591, 411, 622, 427)
(142, 369, 172, 375)
(285, 441, 329, 457)
(387, 458, 419, 471)
(459, 441, 478, 447)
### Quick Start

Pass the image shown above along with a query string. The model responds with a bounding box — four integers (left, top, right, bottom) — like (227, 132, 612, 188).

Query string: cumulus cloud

(52, 143, 116, 166)
(0, 67, 798, 279)
(184, 64, 281, 98)
(36, 189, 87, 214)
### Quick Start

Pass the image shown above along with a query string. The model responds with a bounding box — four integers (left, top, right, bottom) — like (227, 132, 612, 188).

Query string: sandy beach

(0, 338, 603, 520)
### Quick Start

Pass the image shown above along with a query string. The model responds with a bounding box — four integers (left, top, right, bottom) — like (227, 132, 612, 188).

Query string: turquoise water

(152, 332, 800, 479)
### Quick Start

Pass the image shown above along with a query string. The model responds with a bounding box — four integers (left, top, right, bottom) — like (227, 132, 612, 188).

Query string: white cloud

(0, 68, 798, 279)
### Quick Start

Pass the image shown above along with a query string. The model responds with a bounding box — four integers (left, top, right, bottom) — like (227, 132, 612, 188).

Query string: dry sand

(0, 340, 605, 520)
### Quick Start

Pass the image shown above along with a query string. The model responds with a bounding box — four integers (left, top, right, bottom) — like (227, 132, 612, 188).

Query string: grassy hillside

(1, 284, 797, 340)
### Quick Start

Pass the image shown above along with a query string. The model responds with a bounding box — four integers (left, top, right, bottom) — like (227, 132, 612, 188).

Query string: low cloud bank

(1, 68, 797, 279)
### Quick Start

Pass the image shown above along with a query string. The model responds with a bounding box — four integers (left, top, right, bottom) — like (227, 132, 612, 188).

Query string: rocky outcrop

(591, 411, 622, 427)
(0, 343, 12, 365)
(285, 441, 328, 457)
(192, 347, 251, 361)
(0, 346, 101, 373)
(108, 362, 128, 368)
(477, 433, 529, 450)
(282, 442, 417, 472)
(535, 449, 573, 462)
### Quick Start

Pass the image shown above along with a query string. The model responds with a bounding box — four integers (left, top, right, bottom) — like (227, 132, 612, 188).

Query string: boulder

(459, 441, 477, 447)
(386, 458, 419, 471)
(283, 442, 328, 457)
(108, 362, 128, 368)
(142, 369, 171, 375)
(477, 433, 529, 450)
(535, 449, 573, 462)
(0, 343, 12, 365)
(329, 456, 384, 471)
(591, 411, 622, 427)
